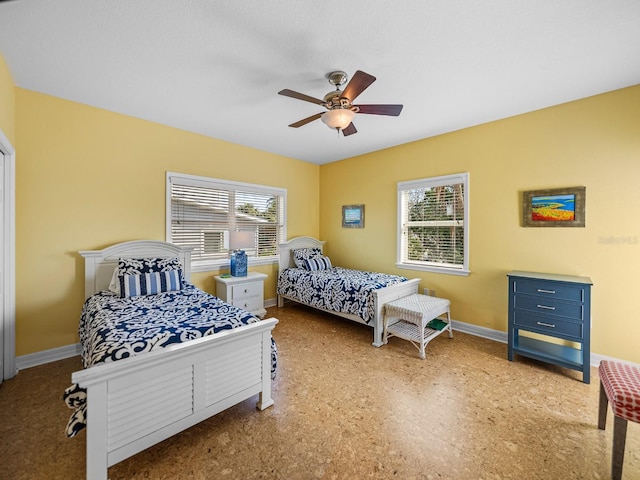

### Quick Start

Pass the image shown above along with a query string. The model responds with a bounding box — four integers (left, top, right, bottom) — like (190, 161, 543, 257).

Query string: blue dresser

(507, 271, 592, 383)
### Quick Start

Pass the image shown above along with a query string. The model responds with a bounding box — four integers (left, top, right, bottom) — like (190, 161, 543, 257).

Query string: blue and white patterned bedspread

(64, 284, 277, 437)
(277, 267, 408, 324)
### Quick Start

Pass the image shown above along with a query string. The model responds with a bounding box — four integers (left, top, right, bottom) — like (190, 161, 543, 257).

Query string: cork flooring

(1, 303, 638, 479)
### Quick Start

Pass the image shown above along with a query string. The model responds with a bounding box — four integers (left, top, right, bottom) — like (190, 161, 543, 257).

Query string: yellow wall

(14, 88, 319, 355)
(320, 84, 640, 364)
(0, 53, 15, 143)
(8, 59, 640, 365)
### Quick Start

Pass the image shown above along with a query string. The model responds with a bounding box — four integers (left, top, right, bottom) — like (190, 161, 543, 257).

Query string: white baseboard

(451, 319, 508, 344)
(16, 343, 80, 371)
(450, 318, 639, 368)
(15, 315, 639, 371)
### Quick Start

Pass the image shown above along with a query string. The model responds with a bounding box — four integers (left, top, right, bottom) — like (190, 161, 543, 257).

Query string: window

(166, 172, 287, 272)
(397, 173, 469, 276)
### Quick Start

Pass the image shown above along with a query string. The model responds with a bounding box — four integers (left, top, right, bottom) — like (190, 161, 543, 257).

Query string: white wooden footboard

(278, 278, 419, 347)
(72, 318, 277, 480)
(372, 278, 420, 346)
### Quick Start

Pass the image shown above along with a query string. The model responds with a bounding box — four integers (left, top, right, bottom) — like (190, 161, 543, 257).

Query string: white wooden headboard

(278, 236, 326, 273)
(79, 240, 192, 299)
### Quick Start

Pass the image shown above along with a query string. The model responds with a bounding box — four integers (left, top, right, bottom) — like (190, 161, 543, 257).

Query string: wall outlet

(423, 287, 436, 297)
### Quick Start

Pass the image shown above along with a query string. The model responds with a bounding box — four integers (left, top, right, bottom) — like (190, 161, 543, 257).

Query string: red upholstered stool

(598, 360, 640, 480)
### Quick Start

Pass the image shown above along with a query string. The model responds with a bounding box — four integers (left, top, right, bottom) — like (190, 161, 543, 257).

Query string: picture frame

(342, 204, 365, 228)
(522, 186, 586, 227)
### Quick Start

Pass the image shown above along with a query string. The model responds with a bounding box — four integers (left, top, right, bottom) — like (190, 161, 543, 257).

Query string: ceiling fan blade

(289, 113, 323, 128)
(340, 70, 376, 102)
(278, 89, 326, 106)
(342, 122, 357, 137)
(355, 104, 403, 116)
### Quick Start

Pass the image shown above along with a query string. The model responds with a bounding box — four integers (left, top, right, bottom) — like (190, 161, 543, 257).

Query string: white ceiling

(1, 1, 639, 165)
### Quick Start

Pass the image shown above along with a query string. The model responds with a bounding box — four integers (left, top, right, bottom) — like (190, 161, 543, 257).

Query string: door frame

(0, 128, 16, 380)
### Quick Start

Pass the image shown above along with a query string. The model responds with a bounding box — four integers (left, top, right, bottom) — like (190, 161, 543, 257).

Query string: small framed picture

(342, 204, 365, 228)
(522, 186, 585, 227)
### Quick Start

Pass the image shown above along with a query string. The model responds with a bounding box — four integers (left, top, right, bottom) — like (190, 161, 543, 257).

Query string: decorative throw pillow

(109, 257, 184, 295)
(293, 248, 322, 268)
(117, 257, 183, 275)
(303, 255, 332, 271)
(119, 270, 183, 298)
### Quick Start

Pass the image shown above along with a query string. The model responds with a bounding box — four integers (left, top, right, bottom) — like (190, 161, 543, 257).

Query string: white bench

(383, 294, 453, 359)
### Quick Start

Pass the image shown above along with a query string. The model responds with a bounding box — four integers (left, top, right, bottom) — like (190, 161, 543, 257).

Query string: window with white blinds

(397, 173, 469, 276)
(166, 172, 287, 271)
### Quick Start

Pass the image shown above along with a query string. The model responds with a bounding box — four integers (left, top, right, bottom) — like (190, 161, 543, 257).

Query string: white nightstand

(214, 272, 268, 318)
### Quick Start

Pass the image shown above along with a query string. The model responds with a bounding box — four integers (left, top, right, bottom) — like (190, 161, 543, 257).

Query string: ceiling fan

(278, 70, 403, 137)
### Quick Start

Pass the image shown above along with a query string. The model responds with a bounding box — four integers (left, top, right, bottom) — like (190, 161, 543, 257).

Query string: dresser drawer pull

(537, 288, 556, 294)
(536, 304, 556, 310)
(536, 321, 556, 328)
(536, 305, 556, 310)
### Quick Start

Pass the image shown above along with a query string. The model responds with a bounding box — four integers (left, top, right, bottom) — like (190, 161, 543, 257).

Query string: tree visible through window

(397, 173, 469, 275)
(166, 172, 287, 271)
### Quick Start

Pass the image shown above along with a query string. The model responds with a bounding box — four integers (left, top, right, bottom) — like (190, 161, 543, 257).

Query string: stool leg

(612, 415, 627, 480)
(598, 379, 608, 430)
(446, 310, 453, 339)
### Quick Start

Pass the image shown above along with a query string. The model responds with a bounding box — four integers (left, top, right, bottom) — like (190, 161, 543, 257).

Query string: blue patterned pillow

(117, 257, 183, 275)
(303, 256, 332, 271)
(119, 270, 182, 298)
(109, 257, 184, 294)
(293, 248, 322, 268)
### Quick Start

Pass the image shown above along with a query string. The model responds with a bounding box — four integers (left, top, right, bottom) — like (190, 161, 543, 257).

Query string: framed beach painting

(522, 187, 586, 227)
(342, 204, 365, 228)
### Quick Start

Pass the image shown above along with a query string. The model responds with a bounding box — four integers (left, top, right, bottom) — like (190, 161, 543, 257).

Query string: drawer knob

(244, 288, 249, 293)
(536, 321, 556, 328)
(537, 288, 556, 294)
(536, 304, 556, 311)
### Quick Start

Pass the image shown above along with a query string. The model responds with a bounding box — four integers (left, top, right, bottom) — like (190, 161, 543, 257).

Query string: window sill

(396, 262, 470, 277)
(191, 257, 278, 274)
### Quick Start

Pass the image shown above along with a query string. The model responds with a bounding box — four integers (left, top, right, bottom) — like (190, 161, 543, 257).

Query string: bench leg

(598, 379, 608, 430)
(612, 415, 627, 480)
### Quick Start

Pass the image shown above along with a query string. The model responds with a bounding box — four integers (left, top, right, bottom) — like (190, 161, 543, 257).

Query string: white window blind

(166, 172, 286, 271)
(397, 173, 469, 276)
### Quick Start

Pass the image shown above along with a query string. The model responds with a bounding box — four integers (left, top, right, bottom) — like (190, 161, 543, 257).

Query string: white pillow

(108, 267, 120, 295)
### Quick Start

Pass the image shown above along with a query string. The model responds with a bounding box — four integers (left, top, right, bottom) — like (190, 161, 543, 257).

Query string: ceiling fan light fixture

(321, 108, 355, 130)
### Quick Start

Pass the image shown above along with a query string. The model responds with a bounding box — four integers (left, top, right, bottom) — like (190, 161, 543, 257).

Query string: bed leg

(372, 325, 384, 347)
(256, 330, 275, 410)
(277, 295, 284, 308)
(371, 315, 384, 347)
(85, 383, 109, 480)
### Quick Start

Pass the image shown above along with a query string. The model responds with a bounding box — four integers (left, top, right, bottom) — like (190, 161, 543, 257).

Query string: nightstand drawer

(514, 311, 582, 339)
(513, 295, 584, 321)
(231, 282, 262, 300)
(231, 295, 262, 312)
(513, 279, 585, 302)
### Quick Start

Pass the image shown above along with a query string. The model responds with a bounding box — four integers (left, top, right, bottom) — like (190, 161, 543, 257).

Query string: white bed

(277, 236, 419, 346)
(71, 240, 278, 480)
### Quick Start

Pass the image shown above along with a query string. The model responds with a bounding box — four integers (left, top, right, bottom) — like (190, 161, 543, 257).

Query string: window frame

(166, 172, 287, 273)
(396, 172, 470, 276)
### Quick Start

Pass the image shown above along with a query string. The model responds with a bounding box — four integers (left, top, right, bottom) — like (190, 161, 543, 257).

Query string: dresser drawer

(514, 311, 582, 339)
(513, 279, 585, 302)
(513, 295, 584, 321)
(231, 295, 262, 312)
(231, 282, 262, 300)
